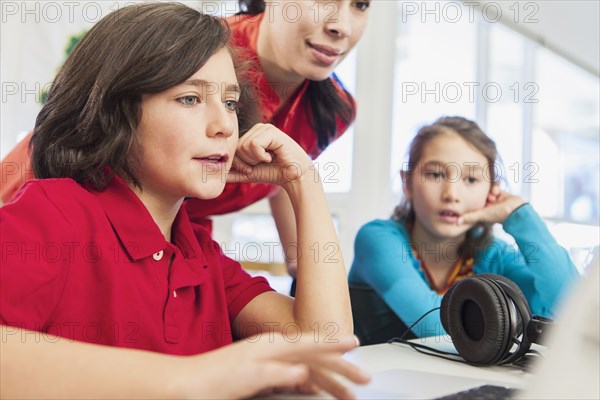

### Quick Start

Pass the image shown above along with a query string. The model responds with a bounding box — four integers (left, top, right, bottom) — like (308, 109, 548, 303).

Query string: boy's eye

(354, 1, 370, 11)
(224, 100, 239, 112)
(178, 96, 199, 106)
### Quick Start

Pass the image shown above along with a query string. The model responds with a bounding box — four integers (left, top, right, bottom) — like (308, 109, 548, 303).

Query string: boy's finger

(230, 157, 253, 175)
(310, 368, 357, 400)
(248, 363, 309, 396)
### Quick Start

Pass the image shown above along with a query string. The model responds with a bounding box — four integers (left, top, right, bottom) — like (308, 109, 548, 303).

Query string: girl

(0, 0, 371, 291)
(0, 3, 369, 398)
(348, 116, 578, 342)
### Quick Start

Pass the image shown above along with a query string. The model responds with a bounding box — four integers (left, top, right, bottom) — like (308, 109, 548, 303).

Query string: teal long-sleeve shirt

(348, 204, 579, 337)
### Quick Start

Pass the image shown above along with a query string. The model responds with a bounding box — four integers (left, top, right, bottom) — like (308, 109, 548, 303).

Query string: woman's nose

(325, 3, 352, 38)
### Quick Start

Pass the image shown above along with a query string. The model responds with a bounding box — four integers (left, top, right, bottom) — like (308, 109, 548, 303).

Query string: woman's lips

(307, 42, 343, 66)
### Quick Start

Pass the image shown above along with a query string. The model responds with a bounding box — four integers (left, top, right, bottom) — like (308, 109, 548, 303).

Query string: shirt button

(153, 250, 164, 261)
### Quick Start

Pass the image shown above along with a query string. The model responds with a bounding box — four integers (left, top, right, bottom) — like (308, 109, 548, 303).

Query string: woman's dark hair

(237, 0, 356, 150)
(392, 116, 499, 257)
(32, 2, 259, 190)
(238, 0, 266, 15)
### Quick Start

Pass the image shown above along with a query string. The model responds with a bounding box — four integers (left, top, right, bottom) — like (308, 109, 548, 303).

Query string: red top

(0, 176, 273, 355)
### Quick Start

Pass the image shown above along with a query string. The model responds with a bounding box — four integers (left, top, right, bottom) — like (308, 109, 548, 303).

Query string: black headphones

(440, 274, 552, 365)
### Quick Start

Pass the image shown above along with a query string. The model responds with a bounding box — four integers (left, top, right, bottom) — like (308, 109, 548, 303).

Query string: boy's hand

(187, 334, 370, 400)
(226, 123, 315, 187)
(459, 187, 526, 225)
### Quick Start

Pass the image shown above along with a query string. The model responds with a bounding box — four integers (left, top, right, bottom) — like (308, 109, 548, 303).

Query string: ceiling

(474, 0, 599, 76)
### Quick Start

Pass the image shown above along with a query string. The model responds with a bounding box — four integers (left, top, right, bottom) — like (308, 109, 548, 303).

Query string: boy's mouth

(194, 154, 229, 163)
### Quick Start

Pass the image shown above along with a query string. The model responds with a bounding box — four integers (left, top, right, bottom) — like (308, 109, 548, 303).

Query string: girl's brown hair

(32, 2, 259, 190)
(392, 116, 499, 257)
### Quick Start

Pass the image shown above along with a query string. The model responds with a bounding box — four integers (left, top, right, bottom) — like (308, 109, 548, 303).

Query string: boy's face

(135, 48, 240, 203)
(405, 132, 492, 244)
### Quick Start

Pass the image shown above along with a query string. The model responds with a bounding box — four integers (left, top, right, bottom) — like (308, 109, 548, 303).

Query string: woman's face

(260, 0, 370, 81)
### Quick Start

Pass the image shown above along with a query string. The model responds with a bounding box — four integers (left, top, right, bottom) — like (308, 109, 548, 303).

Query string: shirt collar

(88, 174, 197, 261)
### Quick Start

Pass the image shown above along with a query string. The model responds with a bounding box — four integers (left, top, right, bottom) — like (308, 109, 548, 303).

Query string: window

(486, 24, 527, 195)
(316, 49, 358, 193)
(532, 48, 599, 225)
(391, 2, 477, 187)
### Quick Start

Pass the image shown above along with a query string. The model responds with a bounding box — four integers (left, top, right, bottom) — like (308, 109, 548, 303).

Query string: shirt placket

(153, 246, 181, 344)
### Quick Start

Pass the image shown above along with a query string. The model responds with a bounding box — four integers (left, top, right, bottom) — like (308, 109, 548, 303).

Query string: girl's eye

(224, 100, 239, 112)
(354, 1, 370, 11)
(426, 172, 443, 180)
(178, 96, 199, 106)
(466, 176, 479, 184)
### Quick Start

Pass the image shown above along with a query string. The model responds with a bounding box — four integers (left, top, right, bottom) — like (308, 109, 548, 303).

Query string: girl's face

(135, 48, 240, 203)
(405, 132, 493, 244)
(261, 0, 370, 81)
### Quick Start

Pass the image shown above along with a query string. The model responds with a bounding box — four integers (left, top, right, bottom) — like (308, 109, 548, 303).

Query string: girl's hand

(459, 187, 526, 225)
(227, 123, 316, 188)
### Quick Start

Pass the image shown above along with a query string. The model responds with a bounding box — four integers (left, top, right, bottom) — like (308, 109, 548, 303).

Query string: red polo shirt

(0, 176, 273, 355)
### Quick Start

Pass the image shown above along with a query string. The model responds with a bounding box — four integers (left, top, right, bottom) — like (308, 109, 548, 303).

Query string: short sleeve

(211, 242, 274, 323)
(0, 181, 72, 329)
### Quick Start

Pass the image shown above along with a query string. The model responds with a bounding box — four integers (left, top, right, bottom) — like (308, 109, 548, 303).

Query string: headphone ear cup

(477, 274, 531, 335)
(445, 277, 512, 365)
(440, 283, 458, 335)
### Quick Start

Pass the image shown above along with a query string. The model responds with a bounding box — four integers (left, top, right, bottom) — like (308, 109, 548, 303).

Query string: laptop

(352, 368, 512, 399)
(515, 249, 599, 399)
(351, 250, 600, 400)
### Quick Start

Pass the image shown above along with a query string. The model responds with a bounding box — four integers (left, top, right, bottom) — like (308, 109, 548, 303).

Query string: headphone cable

(386, 307, 543, 370)
(395, 307, 441, 341)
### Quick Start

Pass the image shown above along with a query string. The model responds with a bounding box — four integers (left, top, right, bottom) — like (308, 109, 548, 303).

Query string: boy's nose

(206, 103, 235, 138)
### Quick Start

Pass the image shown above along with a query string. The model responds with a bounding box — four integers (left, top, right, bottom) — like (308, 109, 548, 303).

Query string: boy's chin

(185, 185, 226, 201)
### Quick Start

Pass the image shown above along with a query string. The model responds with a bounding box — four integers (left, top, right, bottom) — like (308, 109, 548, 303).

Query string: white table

(345, 338, 529, 385)
(268, 338, 534, 399)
